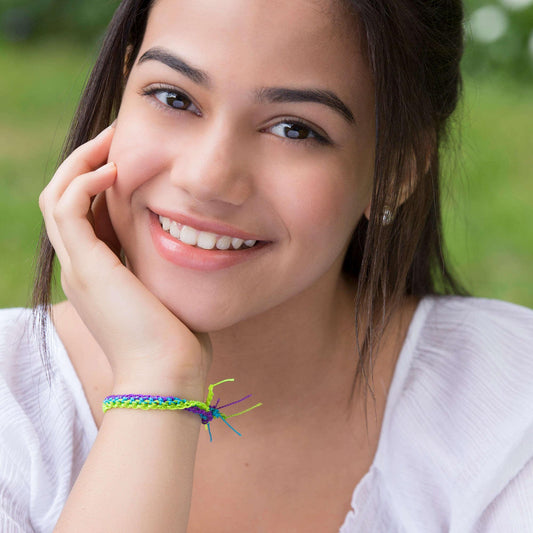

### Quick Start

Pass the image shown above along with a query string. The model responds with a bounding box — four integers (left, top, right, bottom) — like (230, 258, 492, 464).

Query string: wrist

(103, 378, 263, 442)
(111, 383, 206, 403)
(111, 372, 206, 401)
(111, 357, 210, 400)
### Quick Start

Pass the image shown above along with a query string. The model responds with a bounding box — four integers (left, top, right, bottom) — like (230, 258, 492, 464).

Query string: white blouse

(0, 297, 532, 532)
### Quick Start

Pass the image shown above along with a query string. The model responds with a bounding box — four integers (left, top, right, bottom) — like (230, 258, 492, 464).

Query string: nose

(170, 117, 253, 206)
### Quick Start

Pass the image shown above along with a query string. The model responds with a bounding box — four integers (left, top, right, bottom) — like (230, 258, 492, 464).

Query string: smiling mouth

(158, 215, 260, 251)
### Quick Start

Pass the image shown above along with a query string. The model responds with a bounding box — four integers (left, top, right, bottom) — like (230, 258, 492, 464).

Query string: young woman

(1, 0, 532, 531)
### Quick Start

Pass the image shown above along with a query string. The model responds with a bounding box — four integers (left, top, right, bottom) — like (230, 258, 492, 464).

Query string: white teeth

(169, 221, 180, 239)
(160, 216, 171, 231)
(180, 225, 199, 246)
(197, 231, 217, 250)
(158, 215, 259, 250)
(216, 236, 232, 250)
(231, 238, 244, 249)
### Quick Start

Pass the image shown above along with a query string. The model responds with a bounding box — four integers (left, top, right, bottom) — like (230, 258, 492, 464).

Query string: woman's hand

(39, 125, 211, 398)
(44, 125, 207, 533)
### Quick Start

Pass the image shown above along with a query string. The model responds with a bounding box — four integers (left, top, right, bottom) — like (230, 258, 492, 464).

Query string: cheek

(105, 116, 180, 239)
(107, 122, 169, 197)
(271, 160, 371, 251)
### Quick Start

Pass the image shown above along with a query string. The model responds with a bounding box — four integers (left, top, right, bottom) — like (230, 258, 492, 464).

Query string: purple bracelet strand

(102, 379, 262, 441)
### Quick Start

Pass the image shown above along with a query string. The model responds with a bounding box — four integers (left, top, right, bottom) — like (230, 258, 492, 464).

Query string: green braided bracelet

(102, 379, 261, 441)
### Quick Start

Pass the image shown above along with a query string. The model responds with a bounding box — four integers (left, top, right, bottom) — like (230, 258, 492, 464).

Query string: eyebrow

(255, 87, 354, 124)
(138, 47, 355, 124)
(138, 47, 211, 87)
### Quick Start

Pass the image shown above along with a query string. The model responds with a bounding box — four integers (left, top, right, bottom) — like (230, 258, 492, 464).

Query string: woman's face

(107, 0, 375, 332)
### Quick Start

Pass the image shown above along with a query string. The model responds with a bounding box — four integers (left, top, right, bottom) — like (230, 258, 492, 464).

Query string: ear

(363, 146, 431, 221)
(363, 181, 414, 221)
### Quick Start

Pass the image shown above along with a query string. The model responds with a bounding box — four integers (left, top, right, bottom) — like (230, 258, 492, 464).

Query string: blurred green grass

(0, 41, 94, 306)
(443, 77, 533, 307)
(0, 41, 532, 309)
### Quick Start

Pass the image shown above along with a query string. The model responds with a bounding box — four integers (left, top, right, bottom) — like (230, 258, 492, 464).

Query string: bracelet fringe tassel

(102, 379, 262, 441)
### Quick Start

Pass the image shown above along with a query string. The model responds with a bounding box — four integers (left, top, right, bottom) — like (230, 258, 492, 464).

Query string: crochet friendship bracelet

(102, 379, 261, 441)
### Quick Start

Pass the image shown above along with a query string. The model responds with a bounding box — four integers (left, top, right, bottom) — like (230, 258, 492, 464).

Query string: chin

(169, 310, 235, 334)
(153, 286, 251, 334)
(122, 255, 252, 334)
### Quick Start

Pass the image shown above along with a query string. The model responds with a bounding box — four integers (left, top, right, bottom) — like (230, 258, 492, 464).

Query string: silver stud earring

(382, 206, 394, 226)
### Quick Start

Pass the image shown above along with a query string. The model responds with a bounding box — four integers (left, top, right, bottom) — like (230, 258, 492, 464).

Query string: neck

(206, 274, 361, 431)
(55, 268, 415, 436)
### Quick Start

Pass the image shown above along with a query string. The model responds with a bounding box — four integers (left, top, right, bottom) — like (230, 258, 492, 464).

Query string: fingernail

(96, 162, 116, 174)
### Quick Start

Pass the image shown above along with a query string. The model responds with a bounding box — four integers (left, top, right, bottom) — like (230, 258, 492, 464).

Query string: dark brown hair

(33, 0, 467, 385)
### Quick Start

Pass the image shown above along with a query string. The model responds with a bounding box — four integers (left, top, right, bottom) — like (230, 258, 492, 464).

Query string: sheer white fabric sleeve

(0, 442, 32, 532)
(0, 441, 32, 532)
(0, 308, 96, 533)
(340, 296, 533, 533)
(474, 457, 533, 533)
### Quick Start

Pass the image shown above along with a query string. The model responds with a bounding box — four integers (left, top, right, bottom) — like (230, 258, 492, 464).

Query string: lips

(149, 211, 270, 271)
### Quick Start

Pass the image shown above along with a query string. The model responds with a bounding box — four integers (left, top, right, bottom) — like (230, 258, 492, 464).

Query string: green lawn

(0, 42, 97, 307)
(0, 42, 531, 309)
(443, 77, 533, 306)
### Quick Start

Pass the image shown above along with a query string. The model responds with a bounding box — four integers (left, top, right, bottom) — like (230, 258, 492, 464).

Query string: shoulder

(408, 295, 533, 428)
(395, 295, 533, 417)
(0, 307, 95, 531)
(414, 296, 532, 412)
(421, 295, 533, 345)
(375, 296, 533, 531)
(0, 306, 95, 442)
(0, 307, 58, 465)
(409, 295, 532, 392)
(0, 307, 35, 348)
(0, 307, 40, 378)
(0, 308, 45, 529)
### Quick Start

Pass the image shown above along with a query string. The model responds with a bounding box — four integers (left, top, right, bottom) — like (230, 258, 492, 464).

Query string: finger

(40, 125, 115, 214)
(56, 125, 115, 186)
(54, 162, 118, 261)
(51, 159, 198, 359)
(49, 162, 117, 270)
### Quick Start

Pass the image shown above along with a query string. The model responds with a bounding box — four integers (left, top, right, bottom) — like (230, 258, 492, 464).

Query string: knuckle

(38, 191, 47, 213)
(73, 137, 98, 159)
(71, 141, 90, 158)
(60, 143, 91, 174)
(52, 201, 70, 224)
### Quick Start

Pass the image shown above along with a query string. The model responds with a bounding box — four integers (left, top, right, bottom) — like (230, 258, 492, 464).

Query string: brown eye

(144, 87, 201, 115)
(268, 119, 329, 145)
(156, 90, 192, 110)
(285, 123, 311, 139)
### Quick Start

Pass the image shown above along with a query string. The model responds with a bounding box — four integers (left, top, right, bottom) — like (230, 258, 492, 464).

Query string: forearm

(54, 408, 201, 532)
(40, 125, 212, 532)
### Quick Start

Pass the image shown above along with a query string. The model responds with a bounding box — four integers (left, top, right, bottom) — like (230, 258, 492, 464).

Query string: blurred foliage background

(0, 0, 531, 308)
